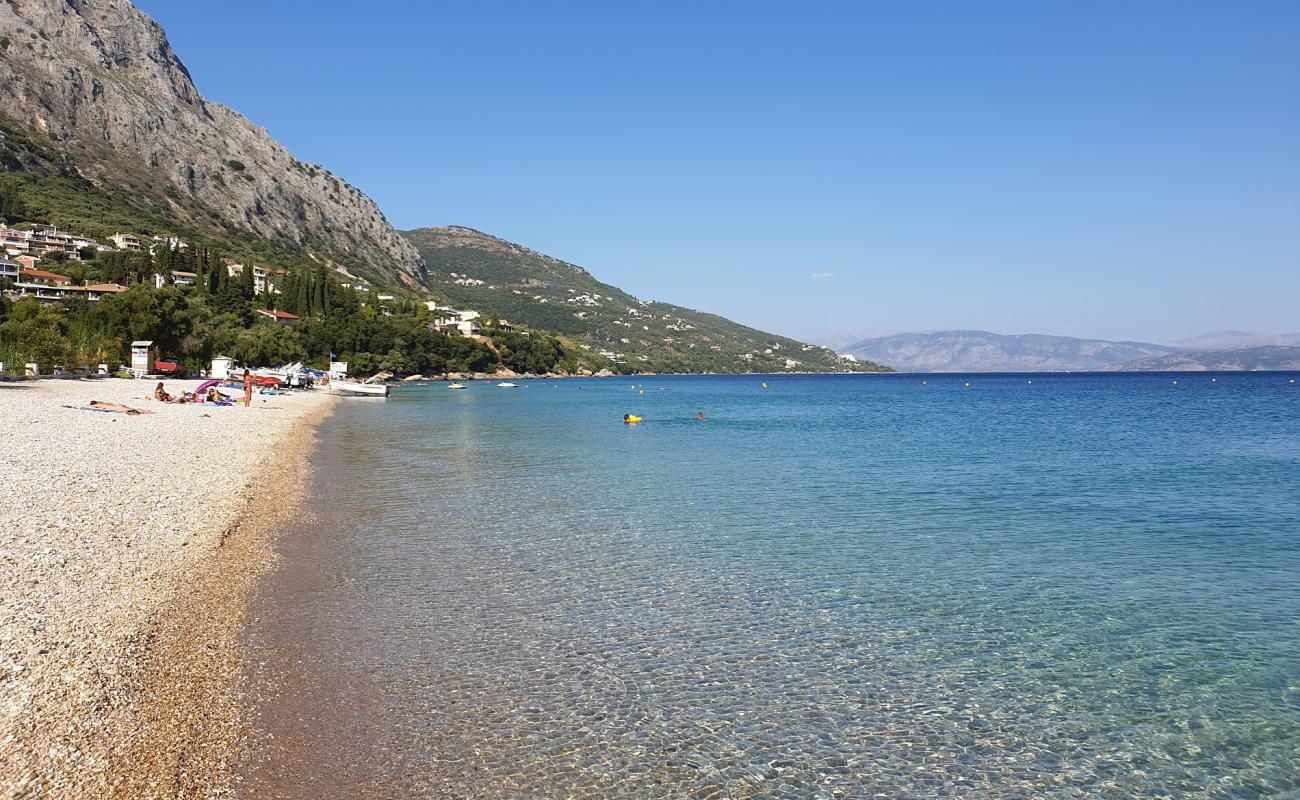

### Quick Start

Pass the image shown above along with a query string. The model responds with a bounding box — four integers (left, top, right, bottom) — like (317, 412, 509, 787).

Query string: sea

(238, 372, 1300, 799)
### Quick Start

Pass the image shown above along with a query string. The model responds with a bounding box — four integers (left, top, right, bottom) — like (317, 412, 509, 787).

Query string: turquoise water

(241, 373, 1300, 799)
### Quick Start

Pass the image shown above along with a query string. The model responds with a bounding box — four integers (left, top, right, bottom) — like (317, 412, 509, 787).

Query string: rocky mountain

(0, 0, 424, 287)
(405, 226, 884, 374)
(1107, 346, 1300, 372)
(843, 330, 1180, 372)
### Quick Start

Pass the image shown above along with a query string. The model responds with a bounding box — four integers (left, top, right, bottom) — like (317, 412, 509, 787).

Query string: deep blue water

(242, 372, 1300, 799)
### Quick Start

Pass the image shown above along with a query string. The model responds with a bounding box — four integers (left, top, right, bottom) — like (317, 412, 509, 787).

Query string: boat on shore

(330, 379, 390, 397)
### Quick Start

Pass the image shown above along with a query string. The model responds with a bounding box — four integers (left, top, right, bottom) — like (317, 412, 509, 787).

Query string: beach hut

(210, 355, 234, 380)
(131, 341, 156, 376)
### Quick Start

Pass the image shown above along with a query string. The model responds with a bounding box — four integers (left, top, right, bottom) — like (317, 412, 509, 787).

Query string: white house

(431, 308, 483, 337)
(154, 270, 197, 288)
(109, 233, 143, 252)
(225, 261, 283, 295)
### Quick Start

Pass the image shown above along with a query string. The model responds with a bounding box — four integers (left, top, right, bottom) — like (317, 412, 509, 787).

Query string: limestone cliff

(0, 0, 425, 286)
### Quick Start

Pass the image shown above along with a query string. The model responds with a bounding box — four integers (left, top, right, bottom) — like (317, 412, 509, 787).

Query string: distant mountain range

(839, 330, 1180, 372)
(837, 330, 1300, 372)
(1106, 346, 1300, 372)
(1171, 330, 1300, 350)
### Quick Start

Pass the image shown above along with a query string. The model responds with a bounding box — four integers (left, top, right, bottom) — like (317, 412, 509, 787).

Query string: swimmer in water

(696, 410, 704, 422)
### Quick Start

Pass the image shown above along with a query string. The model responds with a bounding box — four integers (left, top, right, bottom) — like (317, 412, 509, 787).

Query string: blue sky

(137, 0, 1299, 344)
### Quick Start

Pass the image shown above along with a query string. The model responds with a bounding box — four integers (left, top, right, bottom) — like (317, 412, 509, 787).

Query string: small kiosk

(130, 341, 156, 377)
(210, 355, 234, 380)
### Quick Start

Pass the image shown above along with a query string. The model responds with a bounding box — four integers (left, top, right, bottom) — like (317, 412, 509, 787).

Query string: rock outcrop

(0, 0, 425, 287)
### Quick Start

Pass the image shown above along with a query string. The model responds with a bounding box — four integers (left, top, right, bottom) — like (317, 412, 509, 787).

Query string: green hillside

(404, 226, 886, 374)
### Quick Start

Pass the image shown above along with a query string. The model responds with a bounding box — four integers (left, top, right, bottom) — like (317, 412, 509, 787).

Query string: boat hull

(330, 380, 390, 397)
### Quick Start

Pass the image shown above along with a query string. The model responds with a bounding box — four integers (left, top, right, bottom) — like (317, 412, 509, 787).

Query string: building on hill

(255, 309, 299, 325)
(2, 225, 93, 260)
(14, 255, 41, 271)
(154, 270, 197, 288)
(109, 233, 143, 252)
(431, 308, 483, 337)
(66, 283, 128, 302)
(0, 255, 18, 283)
(225, 261, 284, 295)
(149, 234, 189, 253)
(20, 267, 72, 286)
(4, 277, 125, 304)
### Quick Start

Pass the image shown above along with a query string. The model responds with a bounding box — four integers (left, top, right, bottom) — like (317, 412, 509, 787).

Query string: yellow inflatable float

(623, 414, 643, 424)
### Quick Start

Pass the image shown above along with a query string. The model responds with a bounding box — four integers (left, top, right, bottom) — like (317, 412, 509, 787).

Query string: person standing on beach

(242, 369, 253, 408)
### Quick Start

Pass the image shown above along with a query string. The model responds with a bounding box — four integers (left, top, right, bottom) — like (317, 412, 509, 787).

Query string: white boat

(448, 383, 466, 390)
(497, 382, 518, 388)
(330, 379, 390, 397)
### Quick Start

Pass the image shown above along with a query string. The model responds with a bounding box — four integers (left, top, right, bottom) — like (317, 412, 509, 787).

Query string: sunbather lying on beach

(83, 400, 153, 415)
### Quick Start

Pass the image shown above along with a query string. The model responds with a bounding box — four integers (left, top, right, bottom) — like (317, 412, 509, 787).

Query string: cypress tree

(312, 268, 327, 317)
(279, 273, 298, 314)
(208, 254, 224, 294)
(239, 260, 255, 298)
(297, 271, 312, 317)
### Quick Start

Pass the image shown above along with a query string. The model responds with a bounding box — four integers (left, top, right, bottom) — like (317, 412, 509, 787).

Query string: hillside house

(20, 267, 72, 286)
(149, 234, 189, 253)
(0, 255, 18, 283)
(255, 309, 300, 325)
(1, 226, 89, 260)
(225, 261, 284, 295)
(431, 308, 482, 337)
(109, 233, 143, 252)
(154, 270, 197, 288)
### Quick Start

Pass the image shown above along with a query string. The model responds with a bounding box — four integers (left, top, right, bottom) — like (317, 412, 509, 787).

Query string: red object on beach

(155, 360, 185, 376)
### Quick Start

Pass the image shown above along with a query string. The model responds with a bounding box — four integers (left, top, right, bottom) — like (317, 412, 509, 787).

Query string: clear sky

(136, 0, 1298, 344)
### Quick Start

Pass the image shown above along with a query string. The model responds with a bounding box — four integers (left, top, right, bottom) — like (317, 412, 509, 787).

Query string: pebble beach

(0, 377, 334, 799)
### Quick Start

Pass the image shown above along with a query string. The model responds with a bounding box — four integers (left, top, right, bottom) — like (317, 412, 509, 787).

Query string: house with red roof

(255, 308, 300, 325)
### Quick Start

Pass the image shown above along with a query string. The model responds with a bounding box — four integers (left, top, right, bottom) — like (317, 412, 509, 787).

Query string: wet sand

(0, 378, 334, 798)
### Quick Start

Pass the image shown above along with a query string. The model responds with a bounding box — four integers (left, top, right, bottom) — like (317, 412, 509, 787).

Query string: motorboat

(448, 383, 467, 390)
(330, 379, 390, 397)
(497, 382, 518, 388)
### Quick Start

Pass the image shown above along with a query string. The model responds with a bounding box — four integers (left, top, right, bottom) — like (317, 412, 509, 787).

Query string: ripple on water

(240, 374, 1300, 799)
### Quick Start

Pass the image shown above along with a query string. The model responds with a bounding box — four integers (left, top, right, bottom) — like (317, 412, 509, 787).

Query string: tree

(0, 179, 27, 223)
(238, 260, 255, 299)
(215, 323, 305, 367)
(88, 284, 208, 359)
(0, 298, 67, 369)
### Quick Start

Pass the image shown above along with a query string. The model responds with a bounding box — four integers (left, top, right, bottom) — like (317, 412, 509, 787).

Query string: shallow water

(240, 373, 1300, 798)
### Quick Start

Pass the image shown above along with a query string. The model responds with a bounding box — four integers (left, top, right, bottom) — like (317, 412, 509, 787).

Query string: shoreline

(0, 378, 335, 798)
